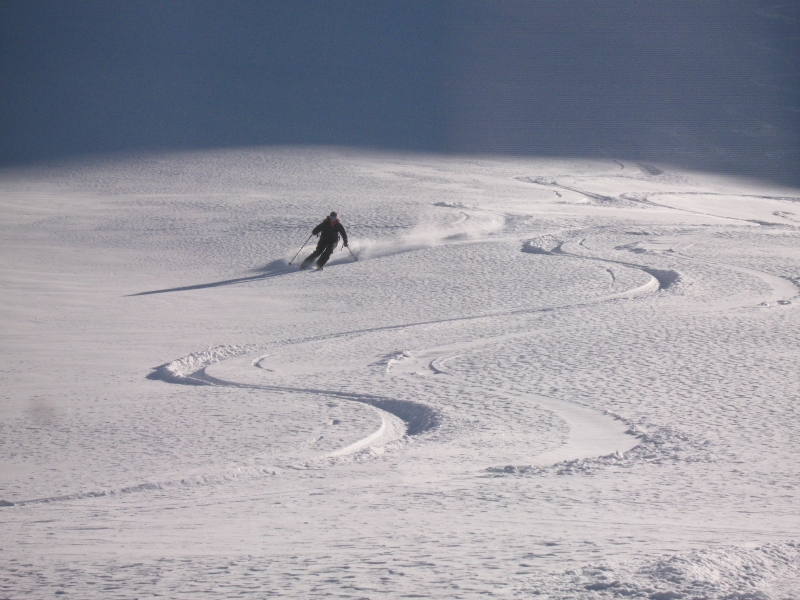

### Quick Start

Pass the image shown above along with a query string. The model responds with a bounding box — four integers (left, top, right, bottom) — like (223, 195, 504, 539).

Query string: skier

(300, 212, 348, 270)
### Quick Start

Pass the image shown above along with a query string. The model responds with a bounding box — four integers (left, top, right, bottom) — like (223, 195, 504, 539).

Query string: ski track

(154, 266, 658, 461)
(4, 231, 661, 508)
(3, 151, 800, 598)
(9, 207, 795, 508)
(117, 216, 741, 505)
(137, 271, 655, 497)
(3, 371, 435, 507)
(323, 409, 403, 459)
(387, 341, 640, 467)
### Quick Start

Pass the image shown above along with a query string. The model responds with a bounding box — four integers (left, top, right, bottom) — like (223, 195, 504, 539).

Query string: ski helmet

(329, 211, 338, 219)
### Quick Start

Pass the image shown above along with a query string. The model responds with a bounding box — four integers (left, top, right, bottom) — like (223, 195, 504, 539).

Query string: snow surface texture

(1, 148, 799, 598)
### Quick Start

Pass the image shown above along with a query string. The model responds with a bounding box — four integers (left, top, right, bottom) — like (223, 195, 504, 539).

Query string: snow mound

(147, 344, 261, 384)
(517, 541, 800, 599)
(487, 421, 718, 477)
(517, 176, 557, 186)
(522, 235, 566, 255)
(384, 350, 412, 373)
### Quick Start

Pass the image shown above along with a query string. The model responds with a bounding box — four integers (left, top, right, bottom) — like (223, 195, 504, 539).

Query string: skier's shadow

(127, 260, 295, 296)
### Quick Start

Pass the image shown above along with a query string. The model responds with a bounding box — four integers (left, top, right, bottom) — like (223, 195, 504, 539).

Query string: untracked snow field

(1, 148, 799, 598)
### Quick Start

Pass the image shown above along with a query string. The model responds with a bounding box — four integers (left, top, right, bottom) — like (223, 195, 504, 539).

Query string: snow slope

(1, 148, 799, 598)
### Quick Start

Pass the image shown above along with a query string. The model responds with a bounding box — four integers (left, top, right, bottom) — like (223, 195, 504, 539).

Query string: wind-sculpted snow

(2, 149, 799, 598)
(518, 542, 800, 599)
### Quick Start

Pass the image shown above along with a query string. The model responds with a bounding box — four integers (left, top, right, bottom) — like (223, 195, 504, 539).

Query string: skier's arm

(338, 223, 348, 246)
(312, 222, 323, 236)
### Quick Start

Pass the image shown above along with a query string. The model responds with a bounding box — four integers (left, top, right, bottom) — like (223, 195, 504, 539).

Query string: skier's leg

(300, 251, 318, 269)
(316, 242, 336, 268)
(301, 241, 325, 269)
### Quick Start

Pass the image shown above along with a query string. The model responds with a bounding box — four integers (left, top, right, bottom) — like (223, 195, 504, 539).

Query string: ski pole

(346, 245, 358, 262)
(289, 234, 313, 265)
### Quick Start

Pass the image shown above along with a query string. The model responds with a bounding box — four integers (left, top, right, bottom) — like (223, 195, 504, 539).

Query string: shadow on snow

(127, 259, 297, 296)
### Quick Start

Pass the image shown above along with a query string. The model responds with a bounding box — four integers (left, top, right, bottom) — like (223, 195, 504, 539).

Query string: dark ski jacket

(313, 217, 348, 246)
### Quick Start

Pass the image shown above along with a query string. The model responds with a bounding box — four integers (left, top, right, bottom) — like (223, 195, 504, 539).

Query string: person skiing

(300, 211, 348, 270)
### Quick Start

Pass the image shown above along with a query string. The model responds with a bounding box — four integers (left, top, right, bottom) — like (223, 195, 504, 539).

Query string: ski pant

(301, 238, 337, 268)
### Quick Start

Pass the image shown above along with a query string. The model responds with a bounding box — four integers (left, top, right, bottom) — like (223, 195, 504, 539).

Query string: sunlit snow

(1, 148, 799, 598)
